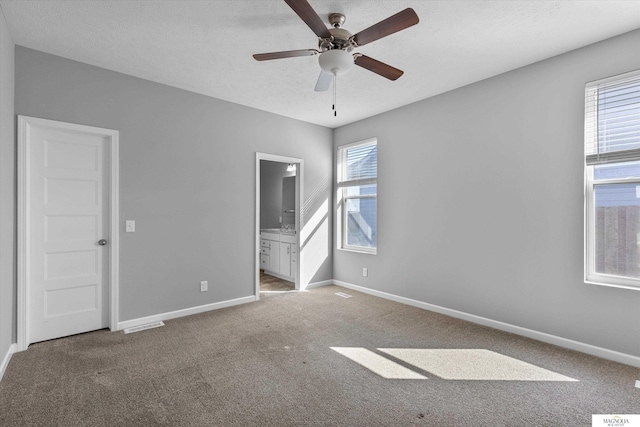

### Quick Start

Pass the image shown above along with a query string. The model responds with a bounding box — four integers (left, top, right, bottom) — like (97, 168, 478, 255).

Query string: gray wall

(334, 29, 640, 357)
(0, 7, 15, 363)
(15, 47, 333, 322)
(260, 161, 294, 229)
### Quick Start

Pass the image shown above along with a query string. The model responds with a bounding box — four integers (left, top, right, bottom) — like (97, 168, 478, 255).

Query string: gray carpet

(1, 285, 638, 426)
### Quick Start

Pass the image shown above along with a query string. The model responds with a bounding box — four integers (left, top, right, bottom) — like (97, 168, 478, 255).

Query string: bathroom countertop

(261, 228, 296, 235)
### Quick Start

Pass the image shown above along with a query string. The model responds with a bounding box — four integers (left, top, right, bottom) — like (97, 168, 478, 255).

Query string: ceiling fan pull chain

(333, 75, 337, 117)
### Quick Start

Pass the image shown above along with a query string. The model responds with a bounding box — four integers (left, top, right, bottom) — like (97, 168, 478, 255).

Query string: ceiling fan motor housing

(325, 27, 354, 50)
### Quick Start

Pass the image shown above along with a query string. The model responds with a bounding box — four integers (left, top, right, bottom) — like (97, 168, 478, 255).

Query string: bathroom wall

(260, 160, 295, 229)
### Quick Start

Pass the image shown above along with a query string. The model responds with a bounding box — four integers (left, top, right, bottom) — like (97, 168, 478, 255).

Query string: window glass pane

(593, 183, 640, 279)
(339, 139, 377, 252)
(598, 82, 640, 153)
(343, 184, 377, 197)
(345, 197, 377, 249)
(345, 144, 377, 181)
(594, 161, 640, 180)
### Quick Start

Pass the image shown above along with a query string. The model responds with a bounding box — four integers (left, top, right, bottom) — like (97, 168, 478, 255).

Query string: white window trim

(584, 69, 640, 291)
(340, 192, 378, 255)
(585, 172, 640, 291)
(337, 138, 377, 255)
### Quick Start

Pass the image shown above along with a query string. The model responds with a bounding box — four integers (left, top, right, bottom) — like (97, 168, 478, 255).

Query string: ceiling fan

(253, 0, 419, 92)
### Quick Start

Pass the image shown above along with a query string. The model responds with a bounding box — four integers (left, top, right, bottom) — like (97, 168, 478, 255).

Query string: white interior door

(28, 123, 109, 343)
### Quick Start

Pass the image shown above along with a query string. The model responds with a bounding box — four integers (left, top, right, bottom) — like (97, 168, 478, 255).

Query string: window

(337, 138, 377, 253)
(585, 69, 640, 290)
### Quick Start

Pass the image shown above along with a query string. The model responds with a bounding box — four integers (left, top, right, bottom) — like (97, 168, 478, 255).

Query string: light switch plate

(126, 220, 135, 233)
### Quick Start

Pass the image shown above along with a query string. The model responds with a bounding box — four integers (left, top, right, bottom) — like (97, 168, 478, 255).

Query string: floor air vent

(335, 292, 352, 298)
(124, 321, 165, 334)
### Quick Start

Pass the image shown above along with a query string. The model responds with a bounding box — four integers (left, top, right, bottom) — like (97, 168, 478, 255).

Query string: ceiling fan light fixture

(318, 49, 354, 76)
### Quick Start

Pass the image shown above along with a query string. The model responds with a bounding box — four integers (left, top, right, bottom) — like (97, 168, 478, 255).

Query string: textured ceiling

(1, 0, 639, 128)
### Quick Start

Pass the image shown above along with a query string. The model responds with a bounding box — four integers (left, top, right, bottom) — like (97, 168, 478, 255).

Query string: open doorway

(255, 153, 303, 298)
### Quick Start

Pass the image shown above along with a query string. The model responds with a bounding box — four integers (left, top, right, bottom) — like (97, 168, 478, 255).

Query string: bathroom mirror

(282, 176, 295, 228)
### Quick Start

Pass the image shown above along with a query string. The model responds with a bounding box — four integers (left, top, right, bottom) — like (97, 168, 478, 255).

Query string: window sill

(338, 247, 377, 255)
(585, 278, 640, 292)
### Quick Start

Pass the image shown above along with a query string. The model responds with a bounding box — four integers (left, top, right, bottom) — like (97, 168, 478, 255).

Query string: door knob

(98, 239, 108, 246)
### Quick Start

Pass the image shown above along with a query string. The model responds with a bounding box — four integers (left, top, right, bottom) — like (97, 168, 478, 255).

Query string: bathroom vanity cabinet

(260, 231, 297, 282)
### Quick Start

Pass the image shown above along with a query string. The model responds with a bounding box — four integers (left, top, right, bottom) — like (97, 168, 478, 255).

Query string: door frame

(255, 153, 303, 299)
(17, 115, 120, 351)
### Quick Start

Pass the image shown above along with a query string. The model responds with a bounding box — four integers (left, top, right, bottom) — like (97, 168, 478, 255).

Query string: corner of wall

(0, 2, 17, 375)
(0, 343, 17, 382)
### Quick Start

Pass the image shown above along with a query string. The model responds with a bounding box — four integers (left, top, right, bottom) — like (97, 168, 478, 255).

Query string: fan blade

(284, 0, 332, 39)
(354, 55, 404, 80)
(253, 49, 318, 61)
(353, 8, 419, 47)
(314, 71, 333, 92)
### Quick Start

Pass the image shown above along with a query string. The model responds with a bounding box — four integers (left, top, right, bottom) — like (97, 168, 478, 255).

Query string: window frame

(337, 138, 378, 255)
(584, 69, 640, 291)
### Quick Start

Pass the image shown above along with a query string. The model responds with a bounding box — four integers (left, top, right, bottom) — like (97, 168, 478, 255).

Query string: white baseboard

(0, 343, 17, 382)
(117, 295, 256, 331)
(304, 280, 333, 290)
(333, 280, 640, 368)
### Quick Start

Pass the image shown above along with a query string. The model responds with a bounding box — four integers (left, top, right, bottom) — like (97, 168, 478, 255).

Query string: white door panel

(28, 124, 109, 343)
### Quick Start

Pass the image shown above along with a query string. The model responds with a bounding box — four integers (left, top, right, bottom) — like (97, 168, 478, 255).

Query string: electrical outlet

(362, 268, 368, 277)
(125, 220, 135, 233)
(200, 281, 208, 292)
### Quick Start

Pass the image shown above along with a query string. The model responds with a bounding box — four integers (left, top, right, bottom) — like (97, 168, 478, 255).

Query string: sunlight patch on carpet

(378, 349, 578, 381)
(331, 347, 427, 379)
(334, 292, 352, 298)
